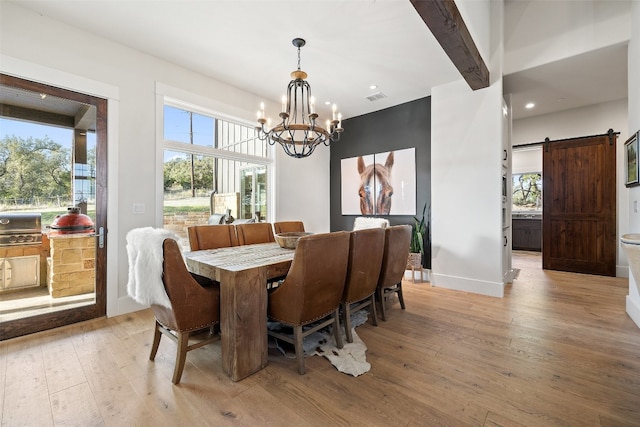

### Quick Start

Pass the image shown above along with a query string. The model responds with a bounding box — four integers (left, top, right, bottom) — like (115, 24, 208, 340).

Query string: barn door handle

(504, 236, 508, 247)
(503, 149, 507, 161)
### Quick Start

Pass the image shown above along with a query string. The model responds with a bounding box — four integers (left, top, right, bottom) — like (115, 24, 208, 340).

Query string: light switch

(133, 203, 145, 214)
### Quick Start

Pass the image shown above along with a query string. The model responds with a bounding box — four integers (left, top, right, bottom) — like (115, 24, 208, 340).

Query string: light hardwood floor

(1, 251, 639, 426)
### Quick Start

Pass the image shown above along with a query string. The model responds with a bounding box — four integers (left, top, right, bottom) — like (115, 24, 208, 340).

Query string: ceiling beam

(0, 104, 74, 129)
(410, 0, 489, 90)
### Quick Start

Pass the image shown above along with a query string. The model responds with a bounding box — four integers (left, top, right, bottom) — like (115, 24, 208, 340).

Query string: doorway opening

(511, 146, 543, 253)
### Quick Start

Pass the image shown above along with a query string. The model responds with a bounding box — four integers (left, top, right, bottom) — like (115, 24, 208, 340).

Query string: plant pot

(407, 252, 422, 269)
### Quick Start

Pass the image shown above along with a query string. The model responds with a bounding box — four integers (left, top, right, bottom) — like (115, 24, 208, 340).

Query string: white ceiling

(6, 0, 629, 122)
(505, 43, 628, 120)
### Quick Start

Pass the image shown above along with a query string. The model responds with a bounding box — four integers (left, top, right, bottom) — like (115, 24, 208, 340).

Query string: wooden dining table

(184, 242, 294, 381)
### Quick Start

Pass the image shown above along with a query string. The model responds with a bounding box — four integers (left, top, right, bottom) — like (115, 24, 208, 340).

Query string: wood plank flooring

(1, 251, 639, 426)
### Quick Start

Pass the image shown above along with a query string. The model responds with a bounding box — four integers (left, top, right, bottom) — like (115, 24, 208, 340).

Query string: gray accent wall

(329, 96, 431, 264)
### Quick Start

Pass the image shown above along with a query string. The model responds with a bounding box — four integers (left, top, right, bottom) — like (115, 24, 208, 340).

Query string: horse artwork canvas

(341, 148, 416, 216)
(357, 152, 394, 215)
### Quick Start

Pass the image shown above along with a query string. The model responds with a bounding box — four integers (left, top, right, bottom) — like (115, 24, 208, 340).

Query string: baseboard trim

(115, 296, 148, 317)
(431, 273, 504, 298)
(626, 295, 640, 329)
(617, 265, 629, 278)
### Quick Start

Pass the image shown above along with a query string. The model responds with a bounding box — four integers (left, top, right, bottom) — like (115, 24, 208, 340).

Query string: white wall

(0, 2, 329, 316)
(513, 99, 628, 146)
(430, 0, 506, 297)
(431, 79, 505, 297)
(625, 0, 640, 328)
(275, 150, 331, 234)
(504, 0, 631, 74)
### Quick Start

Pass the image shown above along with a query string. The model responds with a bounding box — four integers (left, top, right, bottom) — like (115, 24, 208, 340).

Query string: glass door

(240, 166, 267, 221)
(0, 74, 107, 340)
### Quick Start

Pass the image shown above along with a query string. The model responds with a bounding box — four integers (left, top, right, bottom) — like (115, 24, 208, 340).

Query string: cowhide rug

(267, 310, 370, 377)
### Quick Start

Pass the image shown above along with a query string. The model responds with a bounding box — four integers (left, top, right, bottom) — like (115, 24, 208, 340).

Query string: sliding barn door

(542, 133, 617, 276)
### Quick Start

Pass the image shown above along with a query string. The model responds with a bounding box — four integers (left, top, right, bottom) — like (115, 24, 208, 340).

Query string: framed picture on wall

(625, 131, 640, 187)
(340, 147, 416, 215)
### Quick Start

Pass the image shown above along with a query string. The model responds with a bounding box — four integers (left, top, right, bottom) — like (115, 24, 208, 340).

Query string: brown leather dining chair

(376, 225, 412, 321)
(235, 222, 275, 245)
(149, 238, 220, 384)
(341, 227, 385, 342)
(273, 221, 305, 234)
(267, 231, 350, 374)
(187, 224, 238, 251)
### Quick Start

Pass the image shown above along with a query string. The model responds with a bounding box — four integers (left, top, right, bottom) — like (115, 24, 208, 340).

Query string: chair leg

(377, 287, 387, 321)
(150, 321, 162, 361)
(172, 331, 190, 384)
(343, 303, 353, 343)
(293, 325, 305, 375)
(397, 282, 406, 310)
(369, 294, 378, 326)
(333, 309, 343, 349)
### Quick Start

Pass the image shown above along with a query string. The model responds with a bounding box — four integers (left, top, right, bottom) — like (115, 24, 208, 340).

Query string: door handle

(95, 226, 106, 249)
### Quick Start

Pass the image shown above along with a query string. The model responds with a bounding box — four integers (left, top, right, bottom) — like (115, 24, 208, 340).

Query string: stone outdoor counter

(47, 233, 95, 298)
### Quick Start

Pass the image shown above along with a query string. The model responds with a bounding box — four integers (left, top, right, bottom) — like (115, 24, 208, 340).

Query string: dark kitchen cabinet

(512, 218, 542, 251)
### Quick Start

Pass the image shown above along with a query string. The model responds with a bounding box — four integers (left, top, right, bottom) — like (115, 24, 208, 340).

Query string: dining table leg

(219, 266, 268, 381)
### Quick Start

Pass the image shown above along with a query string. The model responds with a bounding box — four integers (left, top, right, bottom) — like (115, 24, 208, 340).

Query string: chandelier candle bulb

(281, 95, 286, 112)
(338, 113, 342, 129)
(310, 96, 316, 114)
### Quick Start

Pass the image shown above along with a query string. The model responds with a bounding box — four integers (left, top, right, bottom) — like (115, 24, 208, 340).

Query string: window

(161, 103, 272, 246)
(512, 172, 542, 212)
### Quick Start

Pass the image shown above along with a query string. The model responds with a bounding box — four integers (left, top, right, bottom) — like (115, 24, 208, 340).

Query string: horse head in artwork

(357, 152, 394, 215)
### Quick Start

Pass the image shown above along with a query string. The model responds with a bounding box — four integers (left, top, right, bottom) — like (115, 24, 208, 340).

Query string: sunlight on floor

(0, 286, 95, 322)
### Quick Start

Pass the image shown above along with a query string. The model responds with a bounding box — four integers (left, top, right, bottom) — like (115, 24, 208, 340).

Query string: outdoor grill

(0, 212, 43, 247)
(49, 207, 95, 236)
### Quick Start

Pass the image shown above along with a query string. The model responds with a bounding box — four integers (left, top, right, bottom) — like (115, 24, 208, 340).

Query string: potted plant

(408, 203, 428, 269)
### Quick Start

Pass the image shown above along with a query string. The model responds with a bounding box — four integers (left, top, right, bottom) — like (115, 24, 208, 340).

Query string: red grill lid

(50, 207, 95, 231)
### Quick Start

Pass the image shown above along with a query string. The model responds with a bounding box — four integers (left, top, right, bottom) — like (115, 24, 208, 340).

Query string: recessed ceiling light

(525, 102, 535, 109)
(325, 101, 331, 105)
(369, 85, 378, 90)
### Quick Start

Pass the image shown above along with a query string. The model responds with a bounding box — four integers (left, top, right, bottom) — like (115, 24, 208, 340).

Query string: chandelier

(256, 38, 343, 158)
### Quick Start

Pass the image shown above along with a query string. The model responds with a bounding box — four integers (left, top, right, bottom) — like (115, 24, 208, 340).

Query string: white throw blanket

(126, 227, 178, 308)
